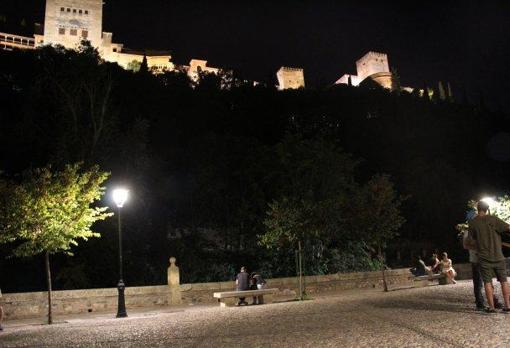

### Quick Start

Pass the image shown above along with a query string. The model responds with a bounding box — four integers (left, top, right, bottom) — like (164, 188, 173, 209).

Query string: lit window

(82, 30, 88, 38)
(58, 28, 65, 35)
(70, 29, 77, 36)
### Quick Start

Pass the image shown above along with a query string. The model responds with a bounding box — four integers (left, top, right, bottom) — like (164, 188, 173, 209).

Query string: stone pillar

(167, 257, 182, 305)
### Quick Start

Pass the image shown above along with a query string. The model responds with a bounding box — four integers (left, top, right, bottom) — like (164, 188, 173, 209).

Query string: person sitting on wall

(410, 255, 431, 276)
(440, 252, 457, 284)
(430, 253, 441, 274)
(235, 266, 249, 306)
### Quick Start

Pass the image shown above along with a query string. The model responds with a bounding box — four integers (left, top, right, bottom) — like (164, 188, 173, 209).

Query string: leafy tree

(0, 163, 112, 324)
(447, 82, 454, 102)
(391, 68, 401, 93)
(438, 81, 446, 101)
(457, 196, 510, 234)
(139, 54, 149, 75)
(127, 59, 142, 72)
(351, 175, 406, 290)
(31, 43, 117, 164)
(261, 198, 321, 298)
(259, 135, 360, 297)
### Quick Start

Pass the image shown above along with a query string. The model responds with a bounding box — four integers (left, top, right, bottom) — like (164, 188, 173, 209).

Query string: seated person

(440, 252, 457, 284)
(430, 253, 441, 274)
(236, 266, 249, 305)
(253, 272, 267, 289)
(249, 273, 258, 305)
(410, 256, 431, 276)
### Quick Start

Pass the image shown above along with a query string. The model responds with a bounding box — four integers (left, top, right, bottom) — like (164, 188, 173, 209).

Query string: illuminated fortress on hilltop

(0, 0, 419, 92)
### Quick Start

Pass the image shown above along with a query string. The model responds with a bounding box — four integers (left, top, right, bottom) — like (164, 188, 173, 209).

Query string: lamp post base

(116, 280, 128, 318)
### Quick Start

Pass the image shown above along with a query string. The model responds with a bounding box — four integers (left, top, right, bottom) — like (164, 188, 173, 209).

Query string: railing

(0, 32, 36, 51)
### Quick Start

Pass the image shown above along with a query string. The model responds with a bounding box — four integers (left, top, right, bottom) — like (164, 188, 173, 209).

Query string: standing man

(235, 266, 249, 306)
(467, 200, 510, 313)
(461, 225, 501, 310)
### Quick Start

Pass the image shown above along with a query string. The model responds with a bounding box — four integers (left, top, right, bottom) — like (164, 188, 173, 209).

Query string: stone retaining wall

(0, 265, 463, 320)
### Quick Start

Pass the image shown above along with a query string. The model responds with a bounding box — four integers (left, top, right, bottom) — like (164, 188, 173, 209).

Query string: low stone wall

(1, 285, 170, 320)
(0, 266, 444, 320)
(455, 262, 472, 280)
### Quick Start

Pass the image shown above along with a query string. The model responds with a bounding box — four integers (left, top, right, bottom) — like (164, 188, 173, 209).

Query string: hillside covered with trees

(1, 44, 509, 292)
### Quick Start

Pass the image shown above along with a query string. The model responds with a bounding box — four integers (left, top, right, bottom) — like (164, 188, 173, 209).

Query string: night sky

(2, 0, 510, 108)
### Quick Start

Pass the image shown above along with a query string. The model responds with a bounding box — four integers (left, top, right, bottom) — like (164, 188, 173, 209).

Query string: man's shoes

(485, 307, 497, 313)
(502, 307, 510, 313)
(494, 301, 503, 309)
(475, 306, 485, 312)
(0, 324, 3, 331)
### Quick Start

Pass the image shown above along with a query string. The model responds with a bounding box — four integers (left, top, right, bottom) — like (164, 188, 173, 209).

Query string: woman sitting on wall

(440, 252, 457, 284)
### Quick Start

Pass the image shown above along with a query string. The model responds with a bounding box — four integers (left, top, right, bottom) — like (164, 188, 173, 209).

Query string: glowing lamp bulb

(480, 197, 496, 207)
(113, 188, 129, 208)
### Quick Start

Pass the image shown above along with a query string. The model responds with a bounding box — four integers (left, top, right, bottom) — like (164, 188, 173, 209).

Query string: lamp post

(113, 188, 129, 318)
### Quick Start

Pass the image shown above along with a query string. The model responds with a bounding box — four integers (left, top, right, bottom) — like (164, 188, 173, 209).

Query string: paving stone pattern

(1, 280, 509, 347)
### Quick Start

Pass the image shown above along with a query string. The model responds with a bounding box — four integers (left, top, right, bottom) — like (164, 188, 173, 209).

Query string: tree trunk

(378, 245, 388, 292)
(45, 251, 53, 325)
(298, 240, 303, 300)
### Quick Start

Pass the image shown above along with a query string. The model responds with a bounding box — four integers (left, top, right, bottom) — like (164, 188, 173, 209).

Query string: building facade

(336, 51, 393, 89)
(1, 0, 175, 72)
(185, 59, 220, 82)
(43, 0, 103, 49)
(276, 67, 305, 90)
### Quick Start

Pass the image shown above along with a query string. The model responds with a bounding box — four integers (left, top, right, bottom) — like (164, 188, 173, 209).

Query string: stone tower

(276, 67, 305, 90)
(355, 51, 390, 81)
(43, 0, 103, 49)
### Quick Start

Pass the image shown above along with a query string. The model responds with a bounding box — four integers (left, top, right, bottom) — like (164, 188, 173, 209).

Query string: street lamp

(481, 197, 497, 215)
(113, 188, 129, 318)
(481, 197, 496, 206)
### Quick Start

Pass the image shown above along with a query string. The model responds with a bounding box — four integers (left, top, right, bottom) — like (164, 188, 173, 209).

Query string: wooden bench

(213, 288, 278, 307)
(413, 273, 447, 287)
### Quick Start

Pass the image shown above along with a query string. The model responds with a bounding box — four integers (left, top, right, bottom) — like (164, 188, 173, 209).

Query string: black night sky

(2, 0, 510, 108)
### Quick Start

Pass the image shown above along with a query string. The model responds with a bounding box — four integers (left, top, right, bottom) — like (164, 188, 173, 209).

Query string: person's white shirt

(463, 230, 479, 263)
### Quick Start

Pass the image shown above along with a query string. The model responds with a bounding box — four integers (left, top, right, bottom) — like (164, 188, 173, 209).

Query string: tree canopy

(0, 163, 112, 257)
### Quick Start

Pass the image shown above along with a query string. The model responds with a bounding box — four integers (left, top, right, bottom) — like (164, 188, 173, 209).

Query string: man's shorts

(480, 260, 508, 283)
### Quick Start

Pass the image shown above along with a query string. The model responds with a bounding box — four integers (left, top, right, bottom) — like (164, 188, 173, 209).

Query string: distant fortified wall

(277, 66, 305, 90)
(336, 51, 392, 89)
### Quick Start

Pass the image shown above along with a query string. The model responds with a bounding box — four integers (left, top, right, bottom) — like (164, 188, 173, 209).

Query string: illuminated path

(2, 280, 510, 347)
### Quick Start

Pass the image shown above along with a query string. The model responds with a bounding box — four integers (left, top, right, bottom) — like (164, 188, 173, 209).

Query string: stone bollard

(167, 257, 182, 305)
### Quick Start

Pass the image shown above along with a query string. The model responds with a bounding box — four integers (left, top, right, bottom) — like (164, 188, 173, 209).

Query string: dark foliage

(1, 46, 509, 292)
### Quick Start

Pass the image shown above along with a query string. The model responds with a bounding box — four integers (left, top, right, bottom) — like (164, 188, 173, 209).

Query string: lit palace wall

(276, 67, 305, 90)
(356, 51, 390, 81)
(44, 0, 103, 49)
(336, 51, 393, 90)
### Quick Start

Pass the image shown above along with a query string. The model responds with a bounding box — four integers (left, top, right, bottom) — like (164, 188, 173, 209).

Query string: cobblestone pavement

(1, 280, 510, 347)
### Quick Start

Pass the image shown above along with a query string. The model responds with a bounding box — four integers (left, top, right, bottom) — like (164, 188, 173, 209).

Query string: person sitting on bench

(235, 266, 249, 305)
